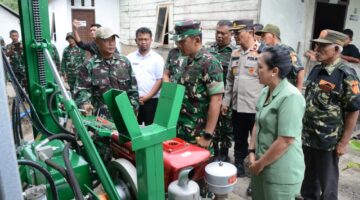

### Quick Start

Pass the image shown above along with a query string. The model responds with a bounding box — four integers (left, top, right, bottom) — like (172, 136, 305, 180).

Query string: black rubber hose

(48, 90, 74, 135)
(44, 157, 80, 199)
(16, 98, 24, 140)
(12, 98, 20, 146)
(63, 143, 84, 200)
(18, 160, 59, 200)
(2, 50, 55, 137)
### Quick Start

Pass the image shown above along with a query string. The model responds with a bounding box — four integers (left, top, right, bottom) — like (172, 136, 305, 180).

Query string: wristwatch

(201, 131, 214, 140)
(248, 149, 256, 154)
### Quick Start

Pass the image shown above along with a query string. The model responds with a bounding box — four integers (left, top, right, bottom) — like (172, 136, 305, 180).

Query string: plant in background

(0, 0, 18, 13)
(342, 140, 360, 171)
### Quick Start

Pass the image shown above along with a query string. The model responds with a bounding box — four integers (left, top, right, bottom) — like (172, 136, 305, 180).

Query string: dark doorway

(312, 1, 348, 41)
(71, 9, 95, 43)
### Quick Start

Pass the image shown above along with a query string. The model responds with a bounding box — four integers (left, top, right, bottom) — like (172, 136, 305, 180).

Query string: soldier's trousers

(301, 146, 339, 200)
(214, 109, 233, 152)
(232, 111, 255, 164)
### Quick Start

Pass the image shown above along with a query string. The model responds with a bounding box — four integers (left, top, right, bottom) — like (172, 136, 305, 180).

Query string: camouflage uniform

(277, 43, 304, 86)
(75, 53, 139, 116)
(207, 42, 236, 150)
(164, 47, 182, 75)
(61, 44, 86, 93)
(6, 42, 25, 86)
(303, 58, 360, 150)
(49, 44, 61, 71)
(171, 47, 224, 143)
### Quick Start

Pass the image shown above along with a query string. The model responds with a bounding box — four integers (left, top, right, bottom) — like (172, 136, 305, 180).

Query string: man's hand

(139, 95, 150, 105)
(81, 103, 94, 116)
(72, 19, 80, 30)
(196, 136, 212, 149)
(336, 141, 348, 157)
(221, 105, 228, 116)
(249, 160, 264, 176)
(304, 50, 317, 62)
(246, 153, 256, 167)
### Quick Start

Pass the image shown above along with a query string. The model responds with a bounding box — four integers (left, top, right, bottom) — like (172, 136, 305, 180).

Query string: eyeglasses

(314, 43, 332, 50)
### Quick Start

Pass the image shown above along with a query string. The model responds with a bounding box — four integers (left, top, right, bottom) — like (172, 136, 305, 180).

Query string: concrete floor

(204, 139, 360, 200)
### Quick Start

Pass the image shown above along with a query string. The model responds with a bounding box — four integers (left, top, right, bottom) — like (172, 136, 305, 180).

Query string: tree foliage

(0, 0, 18, 13)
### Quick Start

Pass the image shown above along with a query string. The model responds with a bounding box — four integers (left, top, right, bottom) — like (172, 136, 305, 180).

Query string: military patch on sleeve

(350, 80, 360, 94)
(290, 52, 297, 64)
(319, 79, 335, 92)
(231, 67, 238, 76)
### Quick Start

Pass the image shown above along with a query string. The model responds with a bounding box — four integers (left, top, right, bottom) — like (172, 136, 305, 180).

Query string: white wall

(0, 7, 20, 45)
(120, 0, 260, 46)
(259, 0, 307, 61)
(48, 0, 72, 58)
(345, 0, 360, 47)
(48, 0, 121, 58)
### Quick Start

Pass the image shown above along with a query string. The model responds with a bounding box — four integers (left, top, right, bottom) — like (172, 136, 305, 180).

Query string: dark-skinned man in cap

(256, 24, 304, 91)
(75, 27, 139, 117)
(61, 32, 86, 94)
(207, 20, 236, 161)
(164, 20, 224, 149)
(301, 29, 360, 200)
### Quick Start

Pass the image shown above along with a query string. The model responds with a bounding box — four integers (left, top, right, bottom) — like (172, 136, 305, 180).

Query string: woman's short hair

(262, 46, 292, 79)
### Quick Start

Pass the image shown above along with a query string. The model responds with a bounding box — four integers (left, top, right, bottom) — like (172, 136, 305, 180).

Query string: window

(154, 5, 170, 45)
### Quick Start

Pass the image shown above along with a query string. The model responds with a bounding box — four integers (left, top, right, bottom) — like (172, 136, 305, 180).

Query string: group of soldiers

(5, 17, 360, 199)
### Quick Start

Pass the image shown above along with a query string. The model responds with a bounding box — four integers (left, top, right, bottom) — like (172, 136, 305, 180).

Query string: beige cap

(95, 27, 119, 39)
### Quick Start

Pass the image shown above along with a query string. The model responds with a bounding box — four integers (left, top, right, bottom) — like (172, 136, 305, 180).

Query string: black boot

(246, 182, 252, 196)
(235, 161, 245, 177)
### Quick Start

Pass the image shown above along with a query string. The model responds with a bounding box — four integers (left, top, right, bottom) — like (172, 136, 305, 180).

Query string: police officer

(221, 20, 263, 177)
(207, 20, 236, 161)
(255, 24, 304, 90)
(61, 32, 86, 94)
(75, 27, 139, 117)
(301, 29, 360, 200)
(165, 20, 224, 148)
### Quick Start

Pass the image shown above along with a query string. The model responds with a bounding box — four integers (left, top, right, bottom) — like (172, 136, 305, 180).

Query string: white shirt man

(127, 27, 164, 125)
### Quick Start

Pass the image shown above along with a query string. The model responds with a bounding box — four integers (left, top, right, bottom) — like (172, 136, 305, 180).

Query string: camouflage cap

(312, 29, 347, 46)
(95, 27, 119, 39)
(65, 32, 74, 40)
(229, 19, 254, 31)
(170, 20, 202, 42)
(255, 24, 281, 39)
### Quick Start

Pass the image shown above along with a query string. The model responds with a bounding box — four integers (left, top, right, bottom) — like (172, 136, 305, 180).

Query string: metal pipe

(43, 49, 70, 101)
(43, 48, 121, 200)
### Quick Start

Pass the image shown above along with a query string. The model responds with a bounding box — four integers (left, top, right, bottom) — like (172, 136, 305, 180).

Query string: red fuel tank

(111, 135, 210, 188)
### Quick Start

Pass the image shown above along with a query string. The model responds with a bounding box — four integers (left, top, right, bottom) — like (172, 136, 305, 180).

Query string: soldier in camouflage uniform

(165, 20, 224, 149)
(255, 24, 304, 90)
(61, 32, 86, 94)
(75, 27, 139, 117)
(206, 20, 236, 161)
(6, 30, 26, 87)
(163, 46, 182, 82)
(301, 30, 360, 200)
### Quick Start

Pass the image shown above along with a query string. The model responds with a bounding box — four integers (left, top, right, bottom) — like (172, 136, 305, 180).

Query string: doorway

(71, 9, 95, 43)
(312, 1, 348, 41)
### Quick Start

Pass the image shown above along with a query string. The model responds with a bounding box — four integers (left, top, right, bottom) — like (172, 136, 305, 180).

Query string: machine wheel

(107, 158, 137, 200)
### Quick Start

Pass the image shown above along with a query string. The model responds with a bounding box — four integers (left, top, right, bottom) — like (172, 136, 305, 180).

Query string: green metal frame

(18, 0, 60, 134)
(104, 83, 185, 200)
(18, 0, 121, 199)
